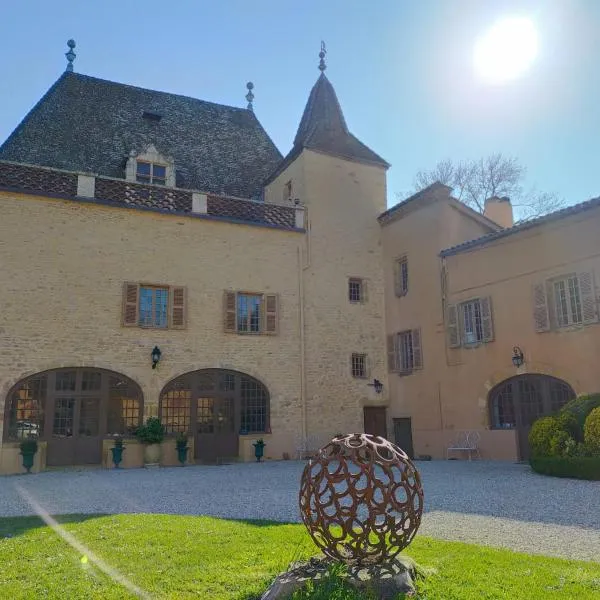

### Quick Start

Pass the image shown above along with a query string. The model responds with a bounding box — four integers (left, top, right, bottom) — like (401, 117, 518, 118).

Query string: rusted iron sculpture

(299, 433, 424, 565)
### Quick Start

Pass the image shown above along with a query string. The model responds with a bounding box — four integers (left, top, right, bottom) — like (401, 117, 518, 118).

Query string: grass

(0, 514, 598, 599)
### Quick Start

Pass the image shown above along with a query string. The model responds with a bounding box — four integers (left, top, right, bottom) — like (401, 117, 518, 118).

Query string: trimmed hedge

(530, 456, 600, 481)
(584, 407, 600, 453)
(561, 393, 600, 438)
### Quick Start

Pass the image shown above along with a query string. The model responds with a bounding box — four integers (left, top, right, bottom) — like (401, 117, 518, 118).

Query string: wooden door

(363, 407, 388, 439)
(194, 396, 238, 462)
(393, 417, 414, 458)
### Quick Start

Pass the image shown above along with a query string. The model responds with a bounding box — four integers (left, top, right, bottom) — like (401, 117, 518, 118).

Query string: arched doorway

(159, 369, 270, 462)
(3, 368, 144, 466)
(489, 374, 575, 460)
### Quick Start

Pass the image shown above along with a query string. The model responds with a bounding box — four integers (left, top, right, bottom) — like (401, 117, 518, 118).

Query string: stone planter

(20, 450, 36, 474)
(111, 446, 124, 468)
(176, 446, 189, 466)
(144, 443, 161, 466)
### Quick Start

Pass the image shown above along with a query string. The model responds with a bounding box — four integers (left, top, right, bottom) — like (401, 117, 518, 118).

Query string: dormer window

(136, 161, 167, 186)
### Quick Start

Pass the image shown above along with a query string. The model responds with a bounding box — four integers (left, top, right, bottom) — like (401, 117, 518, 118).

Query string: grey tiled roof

(266, 73, 388, 184)
(440, 196, 600, 257)
(0, 72, 282, 199)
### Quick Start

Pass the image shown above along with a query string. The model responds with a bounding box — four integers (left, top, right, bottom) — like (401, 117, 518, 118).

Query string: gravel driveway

(1, 460, 598, 561)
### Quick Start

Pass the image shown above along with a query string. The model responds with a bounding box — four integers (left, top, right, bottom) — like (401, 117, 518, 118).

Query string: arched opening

(3, 368, 143, 466)
(159, 369, 270, 462)
(488, 374, 575, 460)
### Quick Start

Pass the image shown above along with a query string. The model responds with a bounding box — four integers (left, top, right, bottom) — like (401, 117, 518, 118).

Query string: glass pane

(554, 281, 569, 326)
(492, 383, 515, 428)
(216, 398, 234, 433)
(55, 371, 76, 392)
(237, 294, 261, 332)
(79, 398, 100, 437)
(152, 165, 166, 178)
(241, 377, 267, 433)
(154, 288, 168, 328)
(108, 377, 141, 435)
(152, 178, 166, 186)
(518, 380, 543, 426)
(249, 296, 261, 332)
(136, 175, 151, 183)
(82, 371, 101, 391)
(8, 377, 46, 440)
(197, 397, 214, 433)
(139, 287, 154, 326)
(568, 276, 582, 324)
(220, 373, 235, 392)
(53, 398, 75, 437)
(161, 389, 191, 433)
(136, 162, 151, 176)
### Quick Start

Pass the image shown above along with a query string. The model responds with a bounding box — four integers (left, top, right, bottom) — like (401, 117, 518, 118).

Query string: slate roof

(440, 195, 600, 257)
(0, 72, 283, 199)
(266, 73, 388, 184)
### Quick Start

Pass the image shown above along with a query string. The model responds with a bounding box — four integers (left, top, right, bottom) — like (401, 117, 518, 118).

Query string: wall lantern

(151, 346, 162, 369)
(368, 378, 384, 394)
(512, 346, 524, 368)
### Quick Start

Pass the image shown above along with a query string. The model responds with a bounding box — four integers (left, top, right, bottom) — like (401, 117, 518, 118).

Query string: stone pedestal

(260, 556, 417, 600)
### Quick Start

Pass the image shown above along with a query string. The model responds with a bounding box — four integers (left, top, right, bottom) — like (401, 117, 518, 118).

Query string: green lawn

(0, 514, 598, 599)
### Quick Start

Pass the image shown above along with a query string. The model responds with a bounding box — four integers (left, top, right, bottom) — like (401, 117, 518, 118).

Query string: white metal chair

(446, 431, 481, 461)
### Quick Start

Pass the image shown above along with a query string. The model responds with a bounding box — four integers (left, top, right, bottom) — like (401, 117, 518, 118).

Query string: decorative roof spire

(318, 41, 327, 72)
(65, 39, 76, 72)
(245, 82, 255, 111)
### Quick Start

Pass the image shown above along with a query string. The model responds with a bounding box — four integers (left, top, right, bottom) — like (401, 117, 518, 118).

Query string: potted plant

(19, 435, 38, 474)
(253, 438, 266, 462)
(111, 436, 125, 468)
(175, 432, 189, 466)
(135, 417, 164, 466)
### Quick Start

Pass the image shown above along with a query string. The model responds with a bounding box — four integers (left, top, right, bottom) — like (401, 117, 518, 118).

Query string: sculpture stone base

(260, 555, 418, 600)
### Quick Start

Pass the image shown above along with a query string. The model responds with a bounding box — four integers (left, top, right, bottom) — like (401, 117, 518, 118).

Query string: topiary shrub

(583, 407, 600, 455)
(561, 394, 600, 439)
(554, 410, 579, 441)
(528, 416, 564, 458)
(135, 417, 164, 445)
(548, 430, 572, 457)
(530, 456, 600, 480)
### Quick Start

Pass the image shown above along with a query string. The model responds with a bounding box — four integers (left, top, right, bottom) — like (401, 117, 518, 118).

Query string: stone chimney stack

(484, 196, 513, 228)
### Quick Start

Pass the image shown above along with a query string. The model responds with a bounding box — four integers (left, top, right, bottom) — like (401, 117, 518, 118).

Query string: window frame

(394, 256, 409, 297)
(351, 353, 368, 379)
(398, 330, 414, 373)
(223, 290, 279, 335)
(236, 292, 263, 334)
(348, 277, 366, 304)
(136, 160, 167, 185)
(138, 285, 169, 329)
(552, 275, 582, 327)
(461, 299, 484, 345)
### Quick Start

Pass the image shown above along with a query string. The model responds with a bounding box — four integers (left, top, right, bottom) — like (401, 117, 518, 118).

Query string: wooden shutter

(446, 304, 460, 348)
(387, 334, 398, 372)
(578, 271, 598, 324)
(170, 286, 186, 329)
(122, 282, 139, 327)
(480, 296, 494, 342)
(412, 328, 423, 370)
(264, 294, 279, 334)
(361, 280, 368, 303)
(223, 291, 237, 332)
(532, 282, 550, 332)
(394, 258, 408, 297)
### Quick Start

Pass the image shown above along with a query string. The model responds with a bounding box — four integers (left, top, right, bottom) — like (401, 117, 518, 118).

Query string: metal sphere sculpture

(299, 433, 424, 565)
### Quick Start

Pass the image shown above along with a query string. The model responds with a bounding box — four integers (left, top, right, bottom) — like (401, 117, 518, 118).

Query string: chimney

(484, 196, 513, 228)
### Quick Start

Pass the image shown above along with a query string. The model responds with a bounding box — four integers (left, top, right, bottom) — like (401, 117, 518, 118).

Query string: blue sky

(1, 0, 598, 207)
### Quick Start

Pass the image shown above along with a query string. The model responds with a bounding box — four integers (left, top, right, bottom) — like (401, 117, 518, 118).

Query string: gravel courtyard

(1, 460, 598, 561)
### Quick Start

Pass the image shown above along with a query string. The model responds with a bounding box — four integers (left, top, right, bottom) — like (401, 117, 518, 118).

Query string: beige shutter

(264, 294, 279, 334)
(224, 291, 237, 332)
(446, 304, 460, 348)
(480, 297, 494, 342)
(361, 279, 368, 303)
(578, 271, 598, 324)
(532, 282, 550, 332)
(122, 282, 139, 326)
(394, 260, 402, 297)
(412, 328, 423, 370)
(170, 286, 186, 329)
(387, 334, 398, 372)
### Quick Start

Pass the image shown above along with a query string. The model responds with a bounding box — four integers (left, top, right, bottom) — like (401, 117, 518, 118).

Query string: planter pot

(253, 443, 265, 462)
(111, 446, 125, 468)
(176, 446, 189, 466)
(144, 443, 161, 465)
(20, 450, 36, 474)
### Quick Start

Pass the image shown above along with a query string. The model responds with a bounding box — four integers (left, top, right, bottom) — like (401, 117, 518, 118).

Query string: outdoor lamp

(368, 378, 384, 394)
(512, 346, 524, 368)
(151, 346, 162, 369)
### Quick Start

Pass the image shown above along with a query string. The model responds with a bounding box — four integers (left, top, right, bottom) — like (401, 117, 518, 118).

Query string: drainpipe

(298, 245, 307, 441)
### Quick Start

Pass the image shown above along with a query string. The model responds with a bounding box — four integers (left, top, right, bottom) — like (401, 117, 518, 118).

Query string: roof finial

(65, 39, 76, 72)
(245, 81, 255, 111)
(318, 41, 327, 72)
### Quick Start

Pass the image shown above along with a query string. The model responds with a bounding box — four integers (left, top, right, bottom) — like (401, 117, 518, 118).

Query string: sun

(474, 17, 539, 85)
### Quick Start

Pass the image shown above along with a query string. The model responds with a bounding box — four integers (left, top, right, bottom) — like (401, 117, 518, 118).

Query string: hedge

(561, 393, 600, 438)
(529, 456, 600, 481)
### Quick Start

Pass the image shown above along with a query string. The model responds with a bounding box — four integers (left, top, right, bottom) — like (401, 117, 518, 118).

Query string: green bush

(528, 416, 565, 458)
(530, 456, 600, 480)
(135, 417, 164, 445)
(583, 407, 600, 454)
(561, 393, 600, 439)
(548, 430, 572, 457)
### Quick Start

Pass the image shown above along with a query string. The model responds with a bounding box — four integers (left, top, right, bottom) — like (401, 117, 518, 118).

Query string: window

(394, 257, 409, 297)
(240, 375, 269, 433)
(387, 329, 422, 374)
(533, 272, 597, 332)
(160, 388, 191, 433)
(136, 161, 167, 185)
(139, 286, 169, 328)
(351, 353, 368, 378)
(348, 278, 366, 303)
(283, 180, 292, 202)
(446, 297, 494, 348)
(223, 291, 279, 334)
(122, 283, 186, 329)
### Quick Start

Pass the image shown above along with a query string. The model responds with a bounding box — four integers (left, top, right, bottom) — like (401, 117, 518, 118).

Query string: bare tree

(409, 153, 563, 221)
